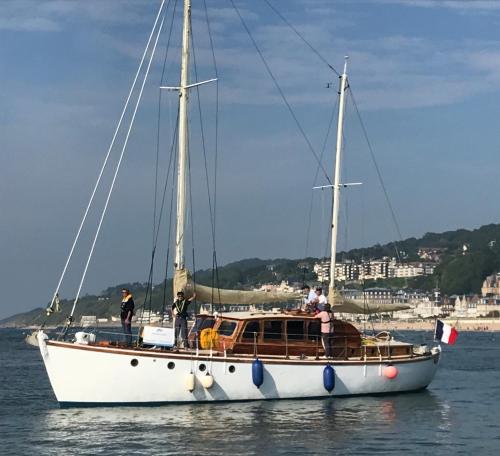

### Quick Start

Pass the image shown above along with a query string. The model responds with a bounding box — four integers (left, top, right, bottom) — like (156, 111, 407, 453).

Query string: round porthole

(168, 362, 175, 370)
(131, 359, 139, 367)
(199, 363, 207, 372)
(228, 365, 236, 373)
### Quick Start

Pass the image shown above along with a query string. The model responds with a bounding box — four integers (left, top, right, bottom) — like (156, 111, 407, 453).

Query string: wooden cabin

(189, 311, 363, 359)
(187, 311, 414, 360)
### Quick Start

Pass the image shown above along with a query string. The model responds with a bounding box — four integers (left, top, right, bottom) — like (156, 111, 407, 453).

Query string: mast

(175, 0, 191, 271)
(328, 57, 349, 303)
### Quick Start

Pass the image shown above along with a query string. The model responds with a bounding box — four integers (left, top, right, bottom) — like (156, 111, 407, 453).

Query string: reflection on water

(27, 392, 448, 455)
(2, 329, 500, 455)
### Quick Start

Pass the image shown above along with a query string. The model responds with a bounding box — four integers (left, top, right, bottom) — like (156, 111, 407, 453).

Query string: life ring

(200, 328, 219, 349)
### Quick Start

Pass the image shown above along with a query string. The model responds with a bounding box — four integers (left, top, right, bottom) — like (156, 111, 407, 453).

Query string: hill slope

(3, 223, 500, 327)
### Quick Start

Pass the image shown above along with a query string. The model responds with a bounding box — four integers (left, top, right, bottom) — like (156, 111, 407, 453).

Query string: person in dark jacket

(172, 291, 196, 348)
(120, 289, 134, 346)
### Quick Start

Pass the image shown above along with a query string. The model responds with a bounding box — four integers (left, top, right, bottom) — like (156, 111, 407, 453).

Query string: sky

(2, 0, 500, 319)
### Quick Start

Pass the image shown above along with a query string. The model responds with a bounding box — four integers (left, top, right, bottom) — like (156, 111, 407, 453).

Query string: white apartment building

(314, 258, 435, 283)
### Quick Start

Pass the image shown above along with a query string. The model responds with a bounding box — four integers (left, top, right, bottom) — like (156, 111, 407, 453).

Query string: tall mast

(328, 57, 349, 303)
(175, 0, 191, 271)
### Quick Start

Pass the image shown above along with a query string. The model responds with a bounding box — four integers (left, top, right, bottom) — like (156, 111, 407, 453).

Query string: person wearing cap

(315, 287, 328, 312)
(301, 284, 317, 311)
(172, 291, 196, 348)
(120, 289, 135, 346)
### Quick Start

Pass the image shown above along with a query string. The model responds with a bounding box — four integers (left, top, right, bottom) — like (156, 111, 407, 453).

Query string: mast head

(343, 56, 349, 75)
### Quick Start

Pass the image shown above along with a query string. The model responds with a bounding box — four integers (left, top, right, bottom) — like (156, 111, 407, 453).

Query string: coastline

(357, 319, 500, 333)
(7, 317, 500, 332)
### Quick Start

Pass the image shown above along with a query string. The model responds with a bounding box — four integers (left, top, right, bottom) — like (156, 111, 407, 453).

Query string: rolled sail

(174, 268, 301, 305)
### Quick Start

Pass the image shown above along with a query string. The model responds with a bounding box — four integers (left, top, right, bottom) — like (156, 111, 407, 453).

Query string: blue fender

(323, 365, 335, 393)
(252, 358, 264, 388)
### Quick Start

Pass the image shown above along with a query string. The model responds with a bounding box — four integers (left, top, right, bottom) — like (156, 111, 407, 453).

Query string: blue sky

(2, 0, 500, 319)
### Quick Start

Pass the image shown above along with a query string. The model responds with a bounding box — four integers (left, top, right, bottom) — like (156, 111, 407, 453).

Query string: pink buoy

(384, 365, 398, 379)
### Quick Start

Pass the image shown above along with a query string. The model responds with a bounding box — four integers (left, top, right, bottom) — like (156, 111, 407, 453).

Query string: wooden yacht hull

(38, 333, 440, 406)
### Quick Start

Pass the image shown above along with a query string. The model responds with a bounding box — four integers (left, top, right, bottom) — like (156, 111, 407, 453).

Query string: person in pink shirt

(315, 303, 334, 358)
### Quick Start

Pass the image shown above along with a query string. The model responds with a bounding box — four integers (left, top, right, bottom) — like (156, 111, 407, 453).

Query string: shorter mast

(328, 57, 349, 303)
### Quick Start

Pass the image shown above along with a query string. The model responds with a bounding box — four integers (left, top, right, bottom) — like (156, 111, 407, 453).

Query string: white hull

(38, 333, 440, 406)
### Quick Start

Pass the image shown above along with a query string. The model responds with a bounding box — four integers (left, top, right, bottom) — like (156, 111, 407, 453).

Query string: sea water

(0, 328, 499, 455)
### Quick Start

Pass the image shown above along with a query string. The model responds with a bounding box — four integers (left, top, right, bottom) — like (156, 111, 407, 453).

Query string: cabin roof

(213, 311, 315, 321)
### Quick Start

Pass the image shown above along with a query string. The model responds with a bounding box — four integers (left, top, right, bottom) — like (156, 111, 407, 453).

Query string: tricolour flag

(434, 319, 458, 345)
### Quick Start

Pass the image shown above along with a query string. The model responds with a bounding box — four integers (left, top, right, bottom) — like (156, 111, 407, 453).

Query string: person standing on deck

(120, 289, 135, 346)
(315, 287, 328, 311)
(315, 303, 334, 358)
(172, 291, 196, 348)
(301, 285, 317, 311)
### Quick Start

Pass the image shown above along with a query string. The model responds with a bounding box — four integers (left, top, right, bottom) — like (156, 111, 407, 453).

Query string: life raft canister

(252, 358, 264, 388)
(323, 365, 335, 392)
(200, 328, 219, 350)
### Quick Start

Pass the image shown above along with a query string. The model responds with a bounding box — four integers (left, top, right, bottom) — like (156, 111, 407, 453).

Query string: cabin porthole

(199, 363, 207, 372)
(131, 359, 139, 367)
(228, 365, 236, 373)
(168, 362, 175, 370)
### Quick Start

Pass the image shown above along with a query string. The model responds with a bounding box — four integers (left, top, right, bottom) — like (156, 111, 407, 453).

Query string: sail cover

(174, 268, 301, 305)
(174, 269, 411, 312)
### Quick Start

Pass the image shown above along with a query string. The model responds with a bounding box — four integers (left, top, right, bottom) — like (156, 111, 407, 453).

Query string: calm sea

(0, 328, 499, 455)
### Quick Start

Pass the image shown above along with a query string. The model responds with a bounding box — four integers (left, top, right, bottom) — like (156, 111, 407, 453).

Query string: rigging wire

(190, 16, 216, 265)
(303, 94, 338, 277)
(45, 0, 167, 329)
(261, 0, 340, 77)
(144, 0, 178, 318)
(153, 0, 178, 251)
(202, 0, 222, 306)
(348, 86, 403, 261)
(64, 10, 167, 332)
(229, 0, 332, 185)
(162, 127, 180, 323)
(186, 126, 198, 314)
(137, 106, 180, 321)
(190, 11, 223, 309)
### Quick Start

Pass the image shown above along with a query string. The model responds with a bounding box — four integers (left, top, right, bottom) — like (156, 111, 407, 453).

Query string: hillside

(3, 222, 500, 327)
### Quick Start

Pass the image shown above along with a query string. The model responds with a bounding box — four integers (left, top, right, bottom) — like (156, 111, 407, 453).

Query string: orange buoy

(384, 365, 398, 379)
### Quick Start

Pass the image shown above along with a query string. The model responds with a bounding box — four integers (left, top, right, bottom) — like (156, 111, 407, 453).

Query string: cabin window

(242, 321, 260, 340)
(193, 317, 215, 333)
(307, 320, 321, 342)
(218, 321, 237, 337)
(263, 320, 283, 340)
(287, 320, 305, 341)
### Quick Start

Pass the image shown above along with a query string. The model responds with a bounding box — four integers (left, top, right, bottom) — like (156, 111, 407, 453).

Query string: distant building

(80, 315, 97, 327)
(481, 273, 500, 296)
(314, 257, 435, 283)
(417, 248, 446, 262)
(254, 280, 297, 293)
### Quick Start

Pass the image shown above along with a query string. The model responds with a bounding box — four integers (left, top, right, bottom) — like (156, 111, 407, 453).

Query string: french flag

(434, 319, 458, 345)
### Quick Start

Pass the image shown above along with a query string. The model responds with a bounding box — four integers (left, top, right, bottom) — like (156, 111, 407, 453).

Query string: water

(1, 328, 499, 455)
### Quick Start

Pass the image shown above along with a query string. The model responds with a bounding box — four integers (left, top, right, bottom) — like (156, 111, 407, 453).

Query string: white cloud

(0, 0, 151, 32)
(0, 16, 59, 32)
(378, 0, 500, 11)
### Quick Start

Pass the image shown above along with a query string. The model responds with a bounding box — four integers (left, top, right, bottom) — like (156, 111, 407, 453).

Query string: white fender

(185, 372, 195, 392)
(200, 373, 214, 389)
